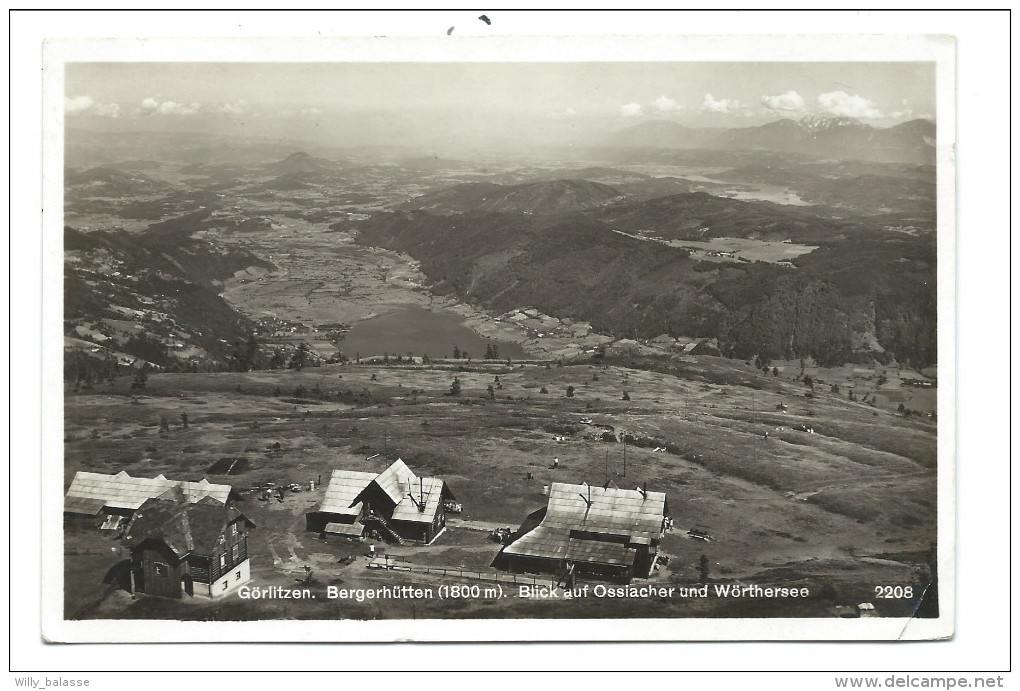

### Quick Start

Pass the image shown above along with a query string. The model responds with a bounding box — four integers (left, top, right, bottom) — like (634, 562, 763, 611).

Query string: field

(64, 349, 937, 620)
(669, 237, 819, 264)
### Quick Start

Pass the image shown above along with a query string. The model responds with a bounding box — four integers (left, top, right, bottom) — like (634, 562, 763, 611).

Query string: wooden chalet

(121, 489, 255, 599)
(306, 459, 454, 545)
(494, 482, 668, 583)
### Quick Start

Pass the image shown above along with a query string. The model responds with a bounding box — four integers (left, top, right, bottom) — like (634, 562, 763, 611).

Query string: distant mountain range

(609, 116, 936, 165)
(65, 167, 173, 198)
(265, 151, 346, 175)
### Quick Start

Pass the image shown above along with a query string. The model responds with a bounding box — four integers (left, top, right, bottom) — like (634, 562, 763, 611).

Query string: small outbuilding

(494, 481, 668, 583)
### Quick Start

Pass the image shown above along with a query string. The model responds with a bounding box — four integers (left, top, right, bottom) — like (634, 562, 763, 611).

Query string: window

(222, 581, 228, 591)
(236, 571, 241, 580)
(154, 562, 167, 576)
(231, 544, 239, 562)
(219, 554, 226, 569)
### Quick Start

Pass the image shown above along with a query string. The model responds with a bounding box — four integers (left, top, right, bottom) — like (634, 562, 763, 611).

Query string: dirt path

(787, 470, 933, 501)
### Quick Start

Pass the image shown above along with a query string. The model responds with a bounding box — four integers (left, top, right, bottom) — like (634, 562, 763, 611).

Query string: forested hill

(351, 199, 937, 368)
(64, 223, 274, 375)
(402, 179, 624, 215)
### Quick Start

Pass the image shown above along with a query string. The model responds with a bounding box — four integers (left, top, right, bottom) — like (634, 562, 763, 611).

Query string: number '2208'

(874, 585, 914, 598)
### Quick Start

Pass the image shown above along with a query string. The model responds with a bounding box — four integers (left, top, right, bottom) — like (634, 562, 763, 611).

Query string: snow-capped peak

(797, 115, 864, 131)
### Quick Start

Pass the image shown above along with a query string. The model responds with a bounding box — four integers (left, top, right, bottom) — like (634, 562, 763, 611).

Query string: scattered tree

(540, 386, 548, 394)
(289, 342, 312, 371)
(453, 345, 461, 359)
(180, 412, 189, 429)
(450, 377, 462, 396)
(268, 348, 286, 369)
(486, 384, 495, 400)
(130, 371, 148, 390)
(566, 385, 575, 398)
(698, 554, 710, 583)
(622, 390, 630, 401)
(158, 416, 170, 434)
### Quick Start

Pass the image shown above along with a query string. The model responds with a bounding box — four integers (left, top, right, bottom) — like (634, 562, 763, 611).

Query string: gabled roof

(122, 497, 254, 558)
(542, 483, 666, 542)
(390, 476, 446, 524)
(502, 482, 667, 568)
(64, 471, 231, 512)
(317, 470, 377, 517)
(372, 459, 418, 507)
(314, 459, 450, 523)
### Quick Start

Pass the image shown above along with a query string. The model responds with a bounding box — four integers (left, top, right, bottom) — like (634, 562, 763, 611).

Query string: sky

(65, 62, 936, 149)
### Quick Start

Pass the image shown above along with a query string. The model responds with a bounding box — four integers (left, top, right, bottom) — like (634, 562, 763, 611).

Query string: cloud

(92, 102, 121, 118)
(65, 95, 95, 114)
(300, 107, 323, 117)
(548, 106, 578, 120)
(619, 102, 644, 117)
(140, 97, 201, 115)
(650, 95, 683, 113)
(215, 101, 247, 115)
(761, 90, 806, 113)
(817, 91, 883, 119)
(701, 93, 740, 114)
(65, 95, 120, 117)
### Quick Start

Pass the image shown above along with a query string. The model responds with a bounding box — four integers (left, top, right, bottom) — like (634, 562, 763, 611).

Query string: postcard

(42, 32, 955, 642)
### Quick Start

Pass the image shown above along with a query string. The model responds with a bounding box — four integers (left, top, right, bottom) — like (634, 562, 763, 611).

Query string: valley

(62, 114, 940, 622)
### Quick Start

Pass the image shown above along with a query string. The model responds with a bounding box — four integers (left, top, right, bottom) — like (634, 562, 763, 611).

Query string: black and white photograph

(39, 27, 961, 646)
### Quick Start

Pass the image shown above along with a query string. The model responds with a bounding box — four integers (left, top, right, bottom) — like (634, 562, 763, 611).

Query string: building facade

(122, 495, 255, 599)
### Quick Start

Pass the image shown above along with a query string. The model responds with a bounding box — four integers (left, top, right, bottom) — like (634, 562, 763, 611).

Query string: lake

(341, 305, 527, 360)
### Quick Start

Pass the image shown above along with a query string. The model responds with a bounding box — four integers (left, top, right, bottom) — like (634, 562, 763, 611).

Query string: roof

(314, 459, 449, 524)
(502, 482, 667, 567)
(63, 496, 107, 516)
(565, 536, 637, 566)
(64, 471, 231, 512)
(390, 476, 445, 524)
(372, 459, 418, 506)
(324, 522, 365, 537)
(317, 470, 377, 517)
(122, 497, 254, 558)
